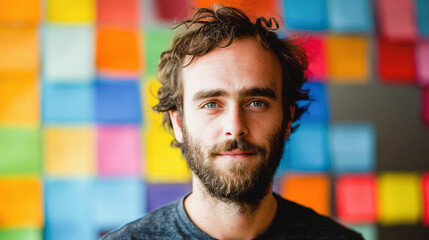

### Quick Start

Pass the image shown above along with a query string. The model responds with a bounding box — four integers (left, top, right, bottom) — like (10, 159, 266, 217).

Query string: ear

(169, 110, 183, 143)
(285, 106, 295, 139)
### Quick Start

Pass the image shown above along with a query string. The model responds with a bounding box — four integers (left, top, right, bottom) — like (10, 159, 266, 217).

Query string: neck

(184, 176, 278, 240)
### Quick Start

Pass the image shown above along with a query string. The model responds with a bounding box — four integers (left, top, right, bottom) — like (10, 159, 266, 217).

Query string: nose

(224, 105, 248, 138)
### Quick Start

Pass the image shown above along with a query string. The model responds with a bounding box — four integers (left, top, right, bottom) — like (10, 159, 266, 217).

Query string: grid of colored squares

(0, 0, 429, 240)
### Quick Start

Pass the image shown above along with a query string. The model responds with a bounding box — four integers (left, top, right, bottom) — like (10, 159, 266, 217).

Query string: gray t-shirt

(100, 193, 363, 240)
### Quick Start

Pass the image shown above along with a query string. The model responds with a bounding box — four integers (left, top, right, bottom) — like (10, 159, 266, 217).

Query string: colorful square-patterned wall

(0, 0, 428, 239)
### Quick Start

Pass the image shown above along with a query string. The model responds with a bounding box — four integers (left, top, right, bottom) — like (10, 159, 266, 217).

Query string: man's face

(169, 38, 287, 209)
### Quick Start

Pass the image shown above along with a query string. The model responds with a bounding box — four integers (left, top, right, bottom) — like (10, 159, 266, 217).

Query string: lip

(217, 149, 255, 160)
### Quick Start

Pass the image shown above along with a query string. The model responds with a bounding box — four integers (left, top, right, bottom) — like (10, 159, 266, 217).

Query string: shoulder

(100, 202, 178, 240)
(268, 194, 364, 240)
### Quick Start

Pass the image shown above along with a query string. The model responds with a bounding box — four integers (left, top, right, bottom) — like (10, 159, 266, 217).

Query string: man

(101, 5, 363, 240)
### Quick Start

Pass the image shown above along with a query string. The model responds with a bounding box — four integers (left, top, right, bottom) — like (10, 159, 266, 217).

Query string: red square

(335, 174, 376, 224)
(423, 88, 429, 126)
(423, 173, 429, 226)
(377, 38, 416, 83)
(97, 0, 139, 27)
(154, 0, 189, 22)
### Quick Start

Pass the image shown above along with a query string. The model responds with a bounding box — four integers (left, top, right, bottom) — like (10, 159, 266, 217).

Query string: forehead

(181, 38, 282, 99)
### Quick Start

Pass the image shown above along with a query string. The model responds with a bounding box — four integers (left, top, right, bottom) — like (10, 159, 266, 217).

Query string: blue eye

(204, 102, 218, 109)
(250, 101, 265, 107)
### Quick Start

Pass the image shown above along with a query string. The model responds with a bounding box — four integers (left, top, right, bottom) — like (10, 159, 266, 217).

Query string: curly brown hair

(153, 5, 309, 147)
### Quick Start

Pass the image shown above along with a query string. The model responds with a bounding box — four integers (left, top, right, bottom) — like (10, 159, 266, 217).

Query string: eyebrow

(192, 87, 277, 102)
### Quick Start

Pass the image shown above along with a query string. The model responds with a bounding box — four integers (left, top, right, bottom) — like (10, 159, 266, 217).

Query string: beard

(179, 123, 286, 213)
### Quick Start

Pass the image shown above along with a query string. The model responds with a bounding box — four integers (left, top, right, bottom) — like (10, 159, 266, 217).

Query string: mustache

(208, 139, 266, 157)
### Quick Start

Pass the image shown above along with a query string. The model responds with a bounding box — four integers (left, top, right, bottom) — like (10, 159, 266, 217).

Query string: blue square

(283, 0, 328, 30)
(42, 24, 95, 82)
(147, 183, 191, 212)
(327, 0, 373, 33)
(298, 83, 330, 122)
(417, 0, 429, 36)
(329, 123, 375, 173)
(95, 178, 146, 230)
(282, 122, 330, 171)
(43, 82, 94, 123)
(96, 79, 141, 123)
(44, 179, 97, 240)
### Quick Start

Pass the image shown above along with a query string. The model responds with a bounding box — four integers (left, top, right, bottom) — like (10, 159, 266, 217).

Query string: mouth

(217, 149, 256, 161)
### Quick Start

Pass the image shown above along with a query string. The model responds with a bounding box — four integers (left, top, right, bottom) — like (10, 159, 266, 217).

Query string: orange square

(193, 0, 280, 19)
(0, 76, 39, 126)
(0, 177, 43, 228)
(280, 174, 330, 216)
(0, 0, 40, 23)
(0, 26, 39, 78)
(96, 27, 141, 75)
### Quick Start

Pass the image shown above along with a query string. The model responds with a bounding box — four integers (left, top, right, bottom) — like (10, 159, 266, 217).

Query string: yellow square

(47, 0, 95, 23)
(0, 26, 39, 78)
(44, 127, 95, 176)
(327, 35, 369, 83)
(377, 172, 422, 225)
(0, 76, 39, 126)
(143, 78, 163, 127)
(144, 125, 190, 182)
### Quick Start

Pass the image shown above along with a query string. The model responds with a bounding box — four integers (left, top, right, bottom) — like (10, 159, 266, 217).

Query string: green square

(348, 225, 377, 240)
(0, 127, 42, 175)
(0, 228, 42, 240)
(144, 28, 172, 77)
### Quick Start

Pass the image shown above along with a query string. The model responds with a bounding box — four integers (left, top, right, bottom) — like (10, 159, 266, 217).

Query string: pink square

(416, 42, 429, 86)
(335, 174, 376, 224)
(97, 126, 141, 176)
(303, 36, 326, 82)
(376, 0, 417, 42)
(423, 173, 429, 226)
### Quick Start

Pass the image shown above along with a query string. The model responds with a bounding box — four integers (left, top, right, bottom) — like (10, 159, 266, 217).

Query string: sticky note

(194, 0, 280, 20)
(97, 0, 138, 26)
(298, 83, 330, 122)
(0, 177, 43, 228)
(145, 125, 191, 182)
(0, 0, 40, 23)
(0, 26, 38, 78)
(143, 79, 163, 126)
(44, 127, 96, 176)
(96, 27, 141, 75)
(283, 122, 330, 171)
(0, 128, 41, 175)
(302, 36, 326, 82)
(42, 82, 94, 123)
(376, 0, 417, 42)
(42, 24, 95, 82)
(377, 39, 416, 83)
(0, 229, 42, 240)
(327, 0, 373, 33)
(0, 77, 39, 126)
(336, 174, 376, 223)
(283, 0, 328, 31)
(347, 225, 377, 240)
(95, 178, 145, 230)
(423, 173, 429, 226)
(329, 123, 375, 173)
(415, 41, 429, 86)
(417, 0, 429, 36)
(377, 172, 422, 225)
(95, 80, 141, 123)
(326, 36, 369, 82)
(154, 0, 188, 22)
(47, 0, 95, 23)
(147, 183, 191, 212)
(97, 126, 141, 176)
(144, 28, 171, 77)
(280, 174, 330, 216)
(424, 88, 429, 125)
(44, 179, 97, 240)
